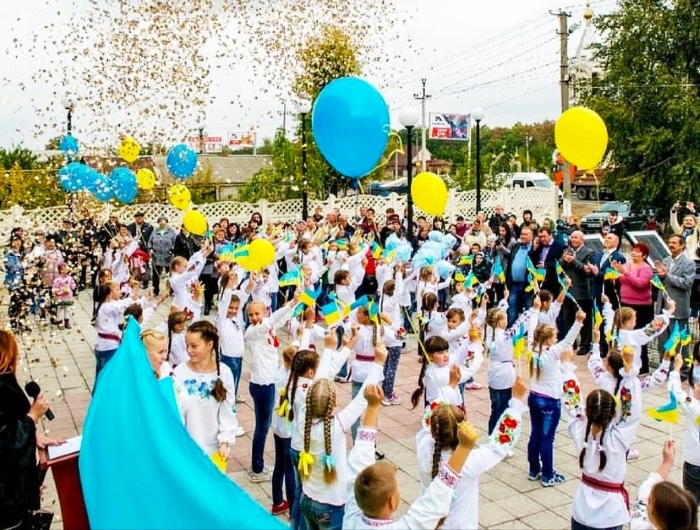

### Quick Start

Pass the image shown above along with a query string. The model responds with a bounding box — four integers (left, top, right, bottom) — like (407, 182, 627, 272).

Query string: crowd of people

(2, 200, 700, 530)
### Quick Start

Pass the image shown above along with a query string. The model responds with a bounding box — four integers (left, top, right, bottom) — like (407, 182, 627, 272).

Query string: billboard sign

(187, 136, 224, 153)
(429, 113, 472, 141)
(228, 132, 256, 149)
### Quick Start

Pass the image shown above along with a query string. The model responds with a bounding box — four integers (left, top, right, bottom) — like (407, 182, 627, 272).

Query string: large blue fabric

(79, 318, 286, 529)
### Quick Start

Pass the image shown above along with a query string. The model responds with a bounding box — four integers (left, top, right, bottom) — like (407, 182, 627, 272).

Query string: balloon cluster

(385, 234, 412, 264)
(410, 231, 457, 277)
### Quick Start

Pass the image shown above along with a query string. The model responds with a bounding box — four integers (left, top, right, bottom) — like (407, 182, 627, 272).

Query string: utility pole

(279, 99, 293, 138)
(198, 127, 205, 154)
(552, 9, 572, 202)
(414, 79, 431, 173)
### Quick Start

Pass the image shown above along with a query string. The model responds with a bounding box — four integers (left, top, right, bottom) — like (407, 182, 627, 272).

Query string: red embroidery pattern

(357, 429, 377, 443)
(437, 467, 459, 488)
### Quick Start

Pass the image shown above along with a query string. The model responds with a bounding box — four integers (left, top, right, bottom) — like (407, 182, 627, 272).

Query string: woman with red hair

(0, 330, 63, 529)
(613, 242, 654, 373)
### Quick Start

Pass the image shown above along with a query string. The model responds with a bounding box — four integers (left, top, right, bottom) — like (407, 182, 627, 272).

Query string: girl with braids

(526, 311, 584, 487)
(561, 363, 632, 530)
(298, 344, 386, 530)
(631, 440, 698, 530)
(348, 306, 384, 440)
(416, 377, 529, 529)
(603, 294, 674, 371)
(484, 294, 537, 435)
(168, 241, 212, 322)
(288, 329, 359, 530)
(162, 310, 188, 367)
(588, 328, 671, 460)
(173, 320, 238, 463)
(415, 266, 450, 314)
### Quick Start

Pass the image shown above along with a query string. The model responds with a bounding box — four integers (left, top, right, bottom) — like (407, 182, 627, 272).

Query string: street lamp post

(472, 107, 484, 213)
(399, 107, 420, 246)
(525, 135, 532, 172)
(298, 100, 312, 221)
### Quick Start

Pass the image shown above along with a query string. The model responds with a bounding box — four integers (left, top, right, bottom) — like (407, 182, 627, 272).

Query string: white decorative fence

(3, 187, 558, 235)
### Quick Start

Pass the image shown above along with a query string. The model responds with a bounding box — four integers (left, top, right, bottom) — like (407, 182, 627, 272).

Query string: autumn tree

(581, 0, 700, 210)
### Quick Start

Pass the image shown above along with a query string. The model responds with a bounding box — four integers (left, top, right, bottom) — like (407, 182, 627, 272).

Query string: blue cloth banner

(79, 318, 286, 529)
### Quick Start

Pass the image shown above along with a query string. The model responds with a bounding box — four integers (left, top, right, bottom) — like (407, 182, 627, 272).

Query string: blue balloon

(312, 77, 390, 178)
(435, 260, 456, 279)
(59, 134, 79, 156)
(166, 144, 198, 180)
(58, 162, 83, 192)
(110, 167, 138, 203)
(395, 243, 412, 263)
(92, 173, 113, 202)
(428, 231, 445, 243)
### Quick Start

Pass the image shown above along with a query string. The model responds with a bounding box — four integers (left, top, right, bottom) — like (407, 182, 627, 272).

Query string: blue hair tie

(323, 454, 336, 472)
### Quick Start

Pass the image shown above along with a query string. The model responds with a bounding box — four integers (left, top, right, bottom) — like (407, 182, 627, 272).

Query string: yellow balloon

(182, 210, 207, 236)
(168, 184, 191, 211)
(554, 107, 608, 170)
(136, 168, 156, 190)
(118, 136, 141, 163)
(249, 238, 276, 270)
(411, 172, 447, 215)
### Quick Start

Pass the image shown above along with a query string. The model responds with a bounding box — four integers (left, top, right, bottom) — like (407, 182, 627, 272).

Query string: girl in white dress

(173, 320, 238, 463)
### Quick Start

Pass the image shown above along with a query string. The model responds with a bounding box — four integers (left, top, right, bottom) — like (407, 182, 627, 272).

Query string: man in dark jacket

(173, 227, 197, 259)
(559, 230, 595, 355)
(128, 212, 154, 253)
(529, 226, 566, 295)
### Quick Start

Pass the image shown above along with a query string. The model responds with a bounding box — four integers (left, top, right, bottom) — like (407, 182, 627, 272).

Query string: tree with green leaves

(582, 0, 700, 211)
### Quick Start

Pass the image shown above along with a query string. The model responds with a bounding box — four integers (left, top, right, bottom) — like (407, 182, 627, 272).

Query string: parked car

(579, 201, 648, 234)
(503, 172, 563, 206)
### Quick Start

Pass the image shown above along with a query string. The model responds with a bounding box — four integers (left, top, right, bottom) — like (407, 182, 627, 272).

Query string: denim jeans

(382, 346, 402, 398)
(270, 291, 279, 313)
(528, 392, 562, 481)
(507, 281, 532, 326)
(94, 348, 118, 393)
(488, 387, 512, 434)
(220, 356, 242, 399)
(684, 461, 700, 503)
(249, 382, 275, 473)
(300, 494, 345, 530)
(571, 518, 621, 530)
(272, 434, 295, 507)
(351, 381, 363, 440)
(289, 448, 307, 530)
(335, 326, 349, 379)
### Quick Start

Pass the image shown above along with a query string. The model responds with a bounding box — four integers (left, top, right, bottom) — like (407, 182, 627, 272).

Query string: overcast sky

(0, 0, 617, 151)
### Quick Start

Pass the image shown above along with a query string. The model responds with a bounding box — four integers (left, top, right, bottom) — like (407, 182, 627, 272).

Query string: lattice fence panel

(198, 201, 257, 225)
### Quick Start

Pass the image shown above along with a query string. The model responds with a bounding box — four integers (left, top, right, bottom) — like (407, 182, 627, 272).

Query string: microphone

(24, 381, 55, 421)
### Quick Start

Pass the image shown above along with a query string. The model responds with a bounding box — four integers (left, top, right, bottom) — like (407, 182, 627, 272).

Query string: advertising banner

(428, 113, 472, 141)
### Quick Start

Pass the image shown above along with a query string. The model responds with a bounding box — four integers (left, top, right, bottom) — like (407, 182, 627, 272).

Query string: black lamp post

(399, 108, 419, 246)
(61, 95, 75, 159)
(298, 101, 312, 221)
(472, 107, 484, 213)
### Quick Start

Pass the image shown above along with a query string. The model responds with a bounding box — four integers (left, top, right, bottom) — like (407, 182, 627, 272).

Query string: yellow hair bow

(278, 399, 290, 418)
(298, 450, 315, 478)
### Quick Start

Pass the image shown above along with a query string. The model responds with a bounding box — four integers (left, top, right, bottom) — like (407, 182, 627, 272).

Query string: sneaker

(249, 468, 272, 483)
(375, 451, 385, 460)
(271, 500, 289, 516)
(627, 447, 640, 460)
(235, 426, 246, 437)
(464, 382, 482, 390)
(528, 472, 541, 481)
(381, 394, 402, 406)
(334, 376, 350, 384)
(542, 472, 565, 487)
(236, 395, 246, 404)
(506, 451, 515, 459)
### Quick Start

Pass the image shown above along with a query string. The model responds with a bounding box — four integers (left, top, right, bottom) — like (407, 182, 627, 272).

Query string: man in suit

(657, 234, 696, 375)
(505, 226, 534, 325)
(559, 231, 595, 355)
(588, 232, 626, 356)
(529, 226, 566, 294)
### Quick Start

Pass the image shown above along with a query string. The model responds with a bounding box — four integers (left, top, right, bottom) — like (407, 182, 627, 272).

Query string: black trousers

(152, 264, 168, 296)
(561, 297, 592, 354)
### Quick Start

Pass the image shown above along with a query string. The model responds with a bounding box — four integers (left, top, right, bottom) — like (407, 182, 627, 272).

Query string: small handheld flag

(279, 269, 302, 287)
(298, 285, 322, 308)
(651, 274, 665, 292)
(647, 391, 679, 424)
(603, 267, 620, 281)
(593, 300, 603, 329)
(320, 302, 342, 326)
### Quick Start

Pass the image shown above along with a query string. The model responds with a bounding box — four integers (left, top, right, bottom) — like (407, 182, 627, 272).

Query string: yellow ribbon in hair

(298, 450, 315, 478)
(278, 398, 290, 418)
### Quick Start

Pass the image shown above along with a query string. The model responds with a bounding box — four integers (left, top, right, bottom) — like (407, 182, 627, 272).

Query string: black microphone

(25, 381, 54, 421)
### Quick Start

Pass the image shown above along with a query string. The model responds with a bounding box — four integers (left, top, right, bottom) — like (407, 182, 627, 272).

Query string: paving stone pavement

(15, 291, 685, 530)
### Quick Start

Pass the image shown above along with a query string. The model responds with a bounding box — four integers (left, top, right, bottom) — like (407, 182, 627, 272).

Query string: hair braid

(598, 425, 608, 472)
(167, 328, 173, 364)
(431, 414, 442, 479)
(411, 357, 428, 409)
(323, 390, 338, 484)
(302, 387, 314, 481)
(578, 419, 593, 469)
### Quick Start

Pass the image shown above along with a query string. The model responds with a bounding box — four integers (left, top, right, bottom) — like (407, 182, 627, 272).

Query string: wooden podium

(39, 445, 90, 530)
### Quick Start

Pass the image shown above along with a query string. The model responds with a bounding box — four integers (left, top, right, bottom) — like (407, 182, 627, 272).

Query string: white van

(503, 172, 563, 205)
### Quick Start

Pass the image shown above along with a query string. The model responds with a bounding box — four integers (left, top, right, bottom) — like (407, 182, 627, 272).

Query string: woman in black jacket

(0, 330, 62, 530)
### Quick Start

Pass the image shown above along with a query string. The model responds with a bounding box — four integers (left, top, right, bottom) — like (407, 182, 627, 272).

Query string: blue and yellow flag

(651, 274, 665, 292)
(464, 271, 479, 288)
(320, 302, 341, 326)
(664, 322, 682, 356)
(80, 318, 285, 530)
(647, 391, 679, 424)
(492, 257, 506, 283)
(458, 254, 473, 266)
(371, 241, 383, 260)
(603, 267, 620, 281)
(512, 325, 526, 360)
(298, 285, 322, 308)
(593, 300, 603, 329)
(351, 295, 370, 311)
(279, 268, 302, 287)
